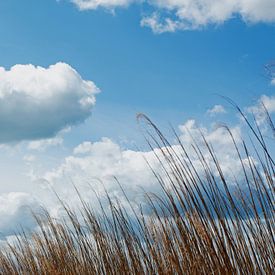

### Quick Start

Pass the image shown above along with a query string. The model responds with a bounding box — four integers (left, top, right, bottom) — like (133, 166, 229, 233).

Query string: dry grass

(0, 106, 274, 274)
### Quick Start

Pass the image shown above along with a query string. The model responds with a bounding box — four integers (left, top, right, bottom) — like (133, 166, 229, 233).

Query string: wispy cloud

(207, 105, 227, 116)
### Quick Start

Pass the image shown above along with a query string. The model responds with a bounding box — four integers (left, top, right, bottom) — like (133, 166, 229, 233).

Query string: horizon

(0, 0, 274, 241)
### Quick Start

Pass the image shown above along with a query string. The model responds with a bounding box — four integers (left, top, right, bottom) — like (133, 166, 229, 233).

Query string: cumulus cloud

(207, 105, 227, 116)
(42, 137, 162, 211)
(246, 95, 275, 125)
(0, 62, 99, 143)
(73, 140, 103, 154)
(260, 95, 275, 113)
(0, 192, 40, 238)
(69, 0, 275, 33)
(178, 119, 245, 180)
(38, 120, 246, 215)
(0, 116, 262, 238)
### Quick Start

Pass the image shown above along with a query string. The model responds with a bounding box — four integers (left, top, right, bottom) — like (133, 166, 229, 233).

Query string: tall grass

(0, 106, 274, 274)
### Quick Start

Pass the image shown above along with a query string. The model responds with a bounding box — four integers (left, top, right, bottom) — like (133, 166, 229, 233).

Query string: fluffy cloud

(0, 192, 40, 238)
(207, 105, 227, 116)
(38, 120, 245, 216)
(42, 137, 162, 211)
(246, 95, 275, 125)
(0, 117, 263, 238)
(69, 0, 275, 33)
(260, 95, 275, 113)
(178, 119, 246, 181)
(0, 62, 99, 143)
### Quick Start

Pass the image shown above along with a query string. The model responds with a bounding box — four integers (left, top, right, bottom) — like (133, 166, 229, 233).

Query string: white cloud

(178, 119, 245, 180)
(69, 0, 275, 33)
(71, 0, 133, 10)
(38, 120, 245, 215)
(246, 94, 275, 125)
(42, 137, 162, 209)
(73, 140, 98, 154)
(23, 155, 36, 162)
(0, 117, 260, 238)
(0, 62, 99, 143)
(261, 95, 275, 113)
(0, 192, 40, 238)
(140, 12, 186, 33)
(207, 105, 227, 116)
(28, 136, 64, 151)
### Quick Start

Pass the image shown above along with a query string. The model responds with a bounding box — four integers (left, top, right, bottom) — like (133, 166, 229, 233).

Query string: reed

(0, 106, 274, 274)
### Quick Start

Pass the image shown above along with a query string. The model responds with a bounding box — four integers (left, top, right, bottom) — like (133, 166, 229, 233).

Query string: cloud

(73, 140, 99, 154)
(0, 62, 99, 143)
(71, 0, 133, 10)
(42, 137, 163, 211)
(178, 119, 245, 180)
(140, 12, 186, 34)
(246, 94, 275, 125)
(69, 0, 275, 33)
(23, 155, 36, 162)
(0, 192, 40, 238)
(28, 137, 64, 151)
(207, 105, 227, 116)
(37, 120, 245, 215)
(0, 116, 262, 238)
(260, 95, 275, 113)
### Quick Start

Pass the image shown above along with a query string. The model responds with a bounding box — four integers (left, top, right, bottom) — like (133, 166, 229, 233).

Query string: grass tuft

(0, 107, 274, 274)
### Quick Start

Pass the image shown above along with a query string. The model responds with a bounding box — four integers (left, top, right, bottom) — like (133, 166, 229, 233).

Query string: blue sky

(0, 0, 274, 239)
(1, 1, 274, 121)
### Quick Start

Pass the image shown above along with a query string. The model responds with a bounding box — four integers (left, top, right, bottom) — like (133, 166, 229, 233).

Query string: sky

(0, 0, 274, 239)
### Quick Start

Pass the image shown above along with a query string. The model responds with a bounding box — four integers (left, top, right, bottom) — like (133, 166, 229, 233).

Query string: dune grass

(0, 106, 274, 274)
